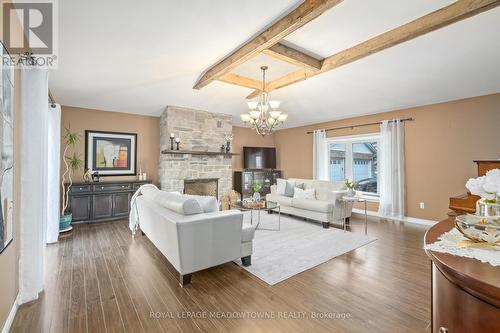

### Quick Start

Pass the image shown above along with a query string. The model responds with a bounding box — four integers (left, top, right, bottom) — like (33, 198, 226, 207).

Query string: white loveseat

(266, 178, 353, 228)
(135, 190, 254, 286)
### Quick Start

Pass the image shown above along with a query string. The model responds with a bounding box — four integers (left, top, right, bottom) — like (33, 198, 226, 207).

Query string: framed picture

(0, 41, 15, 255)
(85, 130, 137, 176)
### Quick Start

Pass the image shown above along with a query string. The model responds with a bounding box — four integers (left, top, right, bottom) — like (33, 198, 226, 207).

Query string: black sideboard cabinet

(66, 180, 151, 223)
(233, 170, 282, 201)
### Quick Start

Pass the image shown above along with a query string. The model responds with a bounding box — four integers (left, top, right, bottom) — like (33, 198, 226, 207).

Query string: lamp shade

(278, 113, 288, 122)
(269, 100, 281, 109)
(269, 110, 281, 119)
(247, 101, 259, 110)
(240, 114, 251, 122)
(249, 110, 261, 119)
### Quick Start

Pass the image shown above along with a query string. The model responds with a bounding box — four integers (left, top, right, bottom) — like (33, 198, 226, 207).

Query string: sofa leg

(322, 222, 330, 229)
(241, 255, 252, 267)
(345, 217, 350, 224)
(141, 230, 145, 236)
(179, 273, 192, 287)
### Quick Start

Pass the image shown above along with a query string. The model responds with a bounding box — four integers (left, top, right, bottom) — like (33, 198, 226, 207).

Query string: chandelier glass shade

(240, 66, 288, 136)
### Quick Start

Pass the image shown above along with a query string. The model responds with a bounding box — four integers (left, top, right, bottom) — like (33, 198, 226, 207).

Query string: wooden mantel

(161, 150, 238, 157)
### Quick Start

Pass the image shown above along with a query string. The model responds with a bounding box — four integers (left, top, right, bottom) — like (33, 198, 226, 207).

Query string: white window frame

(326, 133, 380, 199)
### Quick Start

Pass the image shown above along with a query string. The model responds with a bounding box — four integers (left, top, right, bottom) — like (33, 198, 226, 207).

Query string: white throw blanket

(129, 183, 159, 238)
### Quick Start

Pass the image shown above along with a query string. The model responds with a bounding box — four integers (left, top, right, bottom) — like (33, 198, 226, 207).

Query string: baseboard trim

(352, 208, 436, 227)
(1, 293, 19, 333)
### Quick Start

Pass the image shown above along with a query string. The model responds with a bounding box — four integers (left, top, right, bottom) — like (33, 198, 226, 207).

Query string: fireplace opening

(184, 178, 219, 198)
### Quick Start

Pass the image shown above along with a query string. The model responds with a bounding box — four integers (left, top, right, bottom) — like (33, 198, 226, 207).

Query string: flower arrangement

(465, 169, 500, 204)
(344, 179, 357, 190)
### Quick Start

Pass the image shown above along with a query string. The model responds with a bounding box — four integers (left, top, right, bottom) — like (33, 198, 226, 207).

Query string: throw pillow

(293, 187, 316, 200)
(295, 182, 305, 190)
(284, 180, 296, 197)
(154, 191, 203, 215)
(184, 194, 219, 213)
(276, 178, 287, 195)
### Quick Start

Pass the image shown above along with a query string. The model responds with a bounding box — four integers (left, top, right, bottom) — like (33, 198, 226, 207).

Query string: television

(243, 147, 276, 169)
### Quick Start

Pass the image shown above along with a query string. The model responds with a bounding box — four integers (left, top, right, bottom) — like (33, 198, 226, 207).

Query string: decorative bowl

(455, 214, 500, 245)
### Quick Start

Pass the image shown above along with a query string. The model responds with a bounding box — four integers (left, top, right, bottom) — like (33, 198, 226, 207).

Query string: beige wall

(0, 2, 22, 328)
(274, 93, 500, 221)
(61, 106, 160, 185)
(231, 126, 276, 171)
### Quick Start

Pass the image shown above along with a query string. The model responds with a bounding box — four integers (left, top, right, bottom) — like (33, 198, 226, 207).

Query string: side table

(341, 196, 368, 235)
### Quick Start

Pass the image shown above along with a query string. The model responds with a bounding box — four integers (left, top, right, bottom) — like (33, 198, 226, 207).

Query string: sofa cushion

(241, 224, 256, 242)
(292, 198, 333, 213)
(184, 194, 219, 213)
(311, 180, 345, 201)
(266, 193, 293, 206)
(293, 187, 315, 200)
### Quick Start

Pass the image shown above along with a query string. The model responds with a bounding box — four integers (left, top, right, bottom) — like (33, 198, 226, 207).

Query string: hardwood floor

(11, 216, 431, 333)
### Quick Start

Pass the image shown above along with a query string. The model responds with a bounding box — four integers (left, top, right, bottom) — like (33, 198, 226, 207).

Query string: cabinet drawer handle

(439, 328, 448, 333)
(101, 186, 104, 189)
(79, 187, 83, 190)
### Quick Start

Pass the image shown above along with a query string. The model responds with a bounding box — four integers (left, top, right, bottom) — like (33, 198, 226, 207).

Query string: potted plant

(344, 179, 357, 197)
(252, 180, 263, 201)
(60, 127, 83, 231)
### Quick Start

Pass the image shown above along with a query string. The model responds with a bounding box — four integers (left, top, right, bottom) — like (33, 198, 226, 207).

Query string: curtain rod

(306, 117, 414, 134)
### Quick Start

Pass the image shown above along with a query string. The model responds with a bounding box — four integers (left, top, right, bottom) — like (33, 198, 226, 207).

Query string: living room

(1, 1, 499, 333)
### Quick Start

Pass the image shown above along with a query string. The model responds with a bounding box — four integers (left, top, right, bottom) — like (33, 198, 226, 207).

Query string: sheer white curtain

(46, 104, 61, 244)
(19, 67, 48, 304)
(313, 129, 328, 180)
(378, 119, 405, 218)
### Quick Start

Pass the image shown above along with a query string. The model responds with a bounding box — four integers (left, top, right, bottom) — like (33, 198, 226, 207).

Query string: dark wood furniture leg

(179, 273, 192, 287)
(322, 222, 330, 229)
(241, 255, 252, 266)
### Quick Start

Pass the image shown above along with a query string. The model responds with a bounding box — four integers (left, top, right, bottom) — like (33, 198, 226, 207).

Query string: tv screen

(243, 147, 276, 169)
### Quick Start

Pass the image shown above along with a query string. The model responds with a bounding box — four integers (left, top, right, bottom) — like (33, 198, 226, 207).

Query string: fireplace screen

(184, 178, 218, 198)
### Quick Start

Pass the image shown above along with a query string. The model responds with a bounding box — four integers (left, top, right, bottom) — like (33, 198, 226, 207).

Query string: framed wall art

(85, 130, 137, 176)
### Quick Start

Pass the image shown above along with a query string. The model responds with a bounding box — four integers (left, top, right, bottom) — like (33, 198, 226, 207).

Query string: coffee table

(231, 200, 281, 231)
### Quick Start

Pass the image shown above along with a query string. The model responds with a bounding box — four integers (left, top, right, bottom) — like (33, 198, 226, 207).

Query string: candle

(170, 133, 175, 138)
(175, 137, 180, 143)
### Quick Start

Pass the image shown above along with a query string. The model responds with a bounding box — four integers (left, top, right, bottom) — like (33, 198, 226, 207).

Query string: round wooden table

(424, 218, 500, 333)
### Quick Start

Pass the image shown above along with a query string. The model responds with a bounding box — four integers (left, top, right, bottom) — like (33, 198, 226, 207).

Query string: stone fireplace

(159, 106, 232, 199)
(184, 178, 219, 197)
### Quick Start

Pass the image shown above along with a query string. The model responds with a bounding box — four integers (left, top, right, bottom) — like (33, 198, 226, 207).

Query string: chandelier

(240, 66, 288, 136)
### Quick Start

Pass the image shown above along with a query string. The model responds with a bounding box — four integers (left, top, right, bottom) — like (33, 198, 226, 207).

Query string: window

(327, 134, 379, 196)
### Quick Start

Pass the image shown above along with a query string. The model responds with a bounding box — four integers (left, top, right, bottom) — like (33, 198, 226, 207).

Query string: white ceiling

(50, 0, 500, 129)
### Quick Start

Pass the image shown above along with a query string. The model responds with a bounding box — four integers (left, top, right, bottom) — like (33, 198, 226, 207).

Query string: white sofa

(266, 178, 353, 228)
(135, 192, 254, 287)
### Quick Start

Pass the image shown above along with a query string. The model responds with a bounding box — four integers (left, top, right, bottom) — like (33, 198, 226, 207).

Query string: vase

(225, 141, 231, 153)
(347, 188, 356, 197)
(253, 192, 261, 202)
(59, 213, 72, 231)
(476, 198, 500, 217)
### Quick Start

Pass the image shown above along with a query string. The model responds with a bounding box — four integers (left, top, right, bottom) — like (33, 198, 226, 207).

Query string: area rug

(236, 213, 377, 285)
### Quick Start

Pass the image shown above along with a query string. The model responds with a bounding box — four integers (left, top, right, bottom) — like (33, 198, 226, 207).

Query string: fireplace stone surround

(159, 106, 232, 200)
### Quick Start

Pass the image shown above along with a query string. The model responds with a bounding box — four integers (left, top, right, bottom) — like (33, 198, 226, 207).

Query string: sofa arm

(176, 210, 244, 274)
(331, 189, 348, 201)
